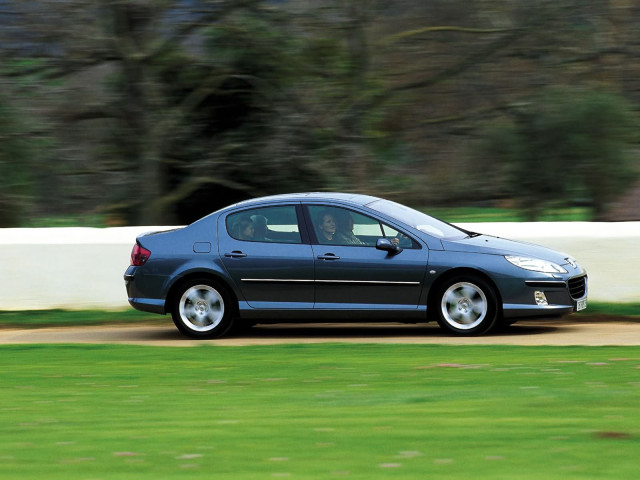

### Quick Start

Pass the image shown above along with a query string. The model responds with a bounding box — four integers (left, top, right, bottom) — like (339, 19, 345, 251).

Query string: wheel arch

(427, 267, 503, 320)
(165, 271, 239, 316)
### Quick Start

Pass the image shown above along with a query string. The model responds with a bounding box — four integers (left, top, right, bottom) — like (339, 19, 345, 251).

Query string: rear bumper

(124, 267, 166, 315)
(127, 297, 166, 315)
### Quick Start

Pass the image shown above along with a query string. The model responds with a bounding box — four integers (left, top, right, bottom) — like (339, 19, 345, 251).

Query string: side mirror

(376, 238, 403, 255)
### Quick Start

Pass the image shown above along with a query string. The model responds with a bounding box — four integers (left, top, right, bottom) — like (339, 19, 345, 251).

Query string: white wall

(0, 227, 168, 311)
(0, 223, 637, 311)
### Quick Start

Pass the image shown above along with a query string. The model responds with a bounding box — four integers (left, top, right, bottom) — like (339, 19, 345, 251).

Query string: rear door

(218, 204, 315, 309)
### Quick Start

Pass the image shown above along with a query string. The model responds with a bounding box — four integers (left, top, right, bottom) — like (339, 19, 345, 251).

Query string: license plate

(576, 298, 587, 311)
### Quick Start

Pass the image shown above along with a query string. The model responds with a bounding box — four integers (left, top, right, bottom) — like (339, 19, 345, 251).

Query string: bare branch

(382, 25, 515, 45)
(146, 0, 263, 62)
(155, 176, 257, 211)
(354, 26, 528, 115)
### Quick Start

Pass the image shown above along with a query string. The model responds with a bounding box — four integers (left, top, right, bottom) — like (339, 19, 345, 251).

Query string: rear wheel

(171, 280, 235, 338)
(435, 276, 498, 335)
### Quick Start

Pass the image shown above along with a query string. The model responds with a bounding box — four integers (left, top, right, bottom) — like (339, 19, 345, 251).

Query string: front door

(307, 205, 428, 310)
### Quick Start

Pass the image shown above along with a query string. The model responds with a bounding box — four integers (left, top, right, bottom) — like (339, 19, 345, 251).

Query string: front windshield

(367, 199, 469, 240)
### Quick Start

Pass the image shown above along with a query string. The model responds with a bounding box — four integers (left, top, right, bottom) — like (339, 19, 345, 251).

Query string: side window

(308, 205, 419, 248)
(226, 206, 301, 244)
(309, 206, 368, 245)
(381, 223, 418, 249)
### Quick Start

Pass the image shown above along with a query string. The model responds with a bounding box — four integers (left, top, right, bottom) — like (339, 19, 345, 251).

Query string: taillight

(130, 244, 151, 266)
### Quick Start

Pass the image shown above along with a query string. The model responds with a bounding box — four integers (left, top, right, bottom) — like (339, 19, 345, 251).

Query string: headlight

(504, 255, 568, 274)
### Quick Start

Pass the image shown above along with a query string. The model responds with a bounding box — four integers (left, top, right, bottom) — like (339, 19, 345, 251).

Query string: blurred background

(1, 0, 639, 228)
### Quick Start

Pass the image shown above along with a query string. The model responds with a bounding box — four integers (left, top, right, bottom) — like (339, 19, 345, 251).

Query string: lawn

(2, 344, 639, 479)
(0, 309, 161, 328)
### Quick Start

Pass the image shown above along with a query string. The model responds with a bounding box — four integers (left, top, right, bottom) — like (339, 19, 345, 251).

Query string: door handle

(317, 254, 340, 260)
(224, 251, 247, 258)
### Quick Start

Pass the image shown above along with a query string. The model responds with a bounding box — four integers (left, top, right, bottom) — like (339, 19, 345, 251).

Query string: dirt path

(1, 320, 639, 346)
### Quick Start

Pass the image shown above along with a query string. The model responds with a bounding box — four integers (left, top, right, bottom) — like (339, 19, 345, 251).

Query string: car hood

(441, 235, 572, 265)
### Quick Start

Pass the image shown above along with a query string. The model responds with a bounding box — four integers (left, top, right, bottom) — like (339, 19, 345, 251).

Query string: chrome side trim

(241, 278, 420, 286)
(316, 280, 420, 286)
(241, 279, 314, 284)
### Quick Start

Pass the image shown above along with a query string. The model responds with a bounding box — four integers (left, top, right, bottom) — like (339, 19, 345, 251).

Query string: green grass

(427, 206, 591, 223)
(21, 214, 111, 228)
(0, 309, 163, 328)
(1, 344, 639, 479)
(576, 302, 640, 320)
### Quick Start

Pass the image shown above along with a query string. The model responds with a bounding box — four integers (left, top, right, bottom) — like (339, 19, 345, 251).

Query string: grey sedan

(124, 193, 587, 338)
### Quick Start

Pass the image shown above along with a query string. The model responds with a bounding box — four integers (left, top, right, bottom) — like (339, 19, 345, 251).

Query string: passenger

(335, 212, 364, 245)
(251, 214, 269, 241)
(232, 216, 255, 240)
(316, 210, 336, 243)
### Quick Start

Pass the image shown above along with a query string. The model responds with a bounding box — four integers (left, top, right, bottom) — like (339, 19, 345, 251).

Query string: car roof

(229, 192, 382, 209)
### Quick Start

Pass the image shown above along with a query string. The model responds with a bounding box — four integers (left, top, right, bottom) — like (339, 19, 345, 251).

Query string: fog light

(535, 291, 548, 306)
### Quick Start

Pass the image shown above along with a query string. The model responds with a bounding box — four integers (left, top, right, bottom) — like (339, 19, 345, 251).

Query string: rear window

(226, 206, 302, 244)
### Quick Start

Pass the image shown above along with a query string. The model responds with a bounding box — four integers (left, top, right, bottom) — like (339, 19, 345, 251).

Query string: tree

(567, 90, 638, 220)
(0, 98, 32, 227)
(2, 0, 282, 224)
(1, 0, 337, 224)
(481, 88, 638, 220)
(162, 9, 332, 223)
(286, 0, 548, 202)
(3, 0, 640, 224)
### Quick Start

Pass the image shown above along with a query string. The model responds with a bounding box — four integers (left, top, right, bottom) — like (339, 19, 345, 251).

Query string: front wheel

(435, 276, 498, 335)
(171, 280, 235, 339)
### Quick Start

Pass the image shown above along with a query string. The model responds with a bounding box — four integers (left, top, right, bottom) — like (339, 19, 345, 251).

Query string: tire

(435, 275, 498, 335)
(171, 279, 235, 339)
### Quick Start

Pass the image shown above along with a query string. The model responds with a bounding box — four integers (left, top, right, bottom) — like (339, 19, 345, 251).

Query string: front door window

(308, 205, 417, 248)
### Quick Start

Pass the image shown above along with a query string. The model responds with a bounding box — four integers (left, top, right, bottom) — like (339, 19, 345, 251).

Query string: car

(124, 193, 588, 338)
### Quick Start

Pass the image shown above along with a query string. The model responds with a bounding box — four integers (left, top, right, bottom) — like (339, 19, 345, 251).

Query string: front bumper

(503, 274, 588, 319)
